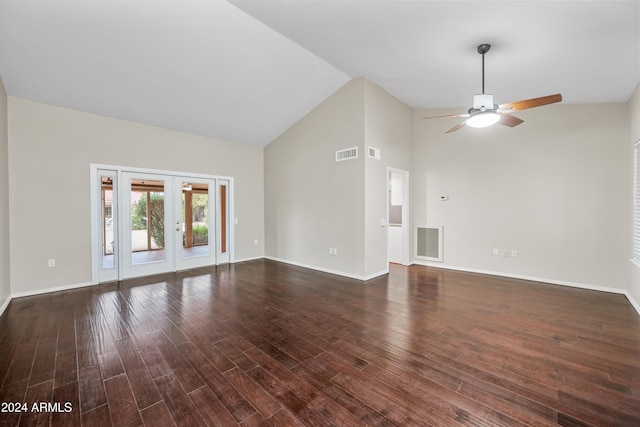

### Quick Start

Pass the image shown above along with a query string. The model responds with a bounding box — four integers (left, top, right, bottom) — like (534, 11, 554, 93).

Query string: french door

(174, 176, 217, 271)
(121, 172, 175, 278)
(92, 166, 232, 283)
(217, 179, 230, 264)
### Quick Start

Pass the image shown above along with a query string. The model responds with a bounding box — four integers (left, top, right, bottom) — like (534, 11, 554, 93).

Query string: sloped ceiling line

(0, 0, 637, 146)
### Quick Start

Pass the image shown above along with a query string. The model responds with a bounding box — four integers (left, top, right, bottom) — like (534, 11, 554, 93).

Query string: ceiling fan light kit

(466, 111, 500, 128)
(423, 43, 562, 133)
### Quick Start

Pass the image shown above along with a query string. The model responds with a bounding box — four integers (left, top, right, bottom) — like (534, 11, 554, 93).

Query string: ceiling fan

(423, 43, 562, 133)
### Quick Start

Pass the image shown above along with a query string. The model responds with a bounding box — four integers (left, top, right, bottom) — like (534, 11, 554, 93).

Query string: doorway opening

(387, 168, 410, 265)
(91, 165, 233, 283)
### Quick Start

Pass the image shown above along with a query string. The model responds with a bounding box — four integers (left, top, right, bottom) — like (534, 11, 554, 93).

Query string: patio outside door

(92, 166, 233, 283)
(174, 176, 216, 271)
(121, 172, 174, 279)
(217, 179, 230, 264)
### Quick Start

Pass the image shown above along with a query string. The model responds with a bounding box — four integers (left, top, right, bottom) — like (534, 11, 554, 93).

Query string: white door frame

(216, 179, 231, 264)
(173, 175, 217, 271)
(90, 164, 235, 283)
(91, 168, 119, 283)
(120, 171, 175, 279)
(386, 167, 411, 266)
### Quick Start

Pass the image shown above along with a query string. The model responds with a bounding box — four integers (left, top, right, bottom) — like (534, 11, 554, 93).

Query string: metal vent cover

(336, 147, 358, 162)
(416, 225, 443, 262)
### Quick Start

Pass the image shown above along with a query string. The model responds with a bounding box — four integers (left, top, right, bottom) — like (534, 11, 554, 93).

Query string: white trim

(0, 294, 11, 318)
(624, 291, 640, 315)
(3, 261, 638, 317)
(387, 167, 411, 266)
(413, 260, 625, 293)
(633, 140, 640, 264)
(229, 179, 235, 264)
(233, 255, 265, 264)
(265, 256, 388, 281)
(216, 179, 232, 265)
(362, 269, 389, 281)
(90, 166, 99, 284)
(90, 163, 235, 283)
(91, 163, 233, 181)
(413, 260, 640, 316)
(173, 176, 217, 271)
(10, 281, 93, 300)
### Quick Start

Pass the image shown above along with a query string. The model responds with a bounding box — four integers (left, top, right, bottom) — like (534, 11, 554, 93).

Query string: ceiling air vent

(368, 146, 381, 160)
(336, 147, 358, 162)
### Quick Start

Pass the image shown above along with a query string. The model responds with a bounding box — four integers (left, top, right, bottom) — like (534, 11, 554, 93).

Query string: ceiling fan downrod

(477, 43, 491, 95)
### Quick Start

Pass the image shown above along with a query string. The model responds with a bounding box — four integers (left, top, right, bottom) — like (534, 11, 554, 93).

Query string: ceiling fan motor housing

(472, 94, 495, 111)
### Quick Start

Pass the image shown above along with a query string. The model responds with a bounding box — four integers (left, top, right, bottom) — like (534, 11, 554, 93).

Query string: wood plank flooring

(1, 259, 639, 426)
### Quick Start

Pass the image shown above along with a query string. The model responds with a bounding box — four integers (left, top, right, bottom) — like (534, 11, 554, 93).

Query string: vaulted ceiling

(0, 1, 638, 146)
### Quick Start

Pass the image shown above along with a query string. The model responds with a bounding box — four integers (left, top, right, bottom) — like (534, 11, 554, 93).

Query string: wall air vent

(336, 147, 358, 162)
(416, 225, 443, 262)
(368, 146, 381, 160)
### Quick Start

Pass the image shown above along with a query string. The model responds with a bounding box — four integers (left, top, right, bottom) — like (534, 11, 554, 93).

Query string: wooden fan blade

(498, 114, 524, 127)
(422, 113, 470, 120)
(498, 93, 562, 112)
(445, 121, 466, 133)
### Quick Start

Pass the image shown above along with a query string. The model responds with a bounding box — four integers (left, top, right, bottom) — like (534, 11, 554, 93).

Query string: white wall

(4, 78, 634, 307)
(414, 102, 629, 291)
(8, 98, 264, 294)
(0, 77, 9, 312)
(628, 81, 640, 308)
(264, 78, 413, 279)
(264, 78, 367, 277)
(363, 79, 413, 276)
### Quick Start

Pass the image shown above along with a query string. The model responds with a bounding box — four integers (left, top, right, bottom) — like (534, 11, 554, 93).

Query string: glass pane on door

(217, 180, 230, 264)
(100, 174, 116, 271)
(130, 178, 166, 265)
(220, 183, 227, 255)
(181, 181, 210, 259)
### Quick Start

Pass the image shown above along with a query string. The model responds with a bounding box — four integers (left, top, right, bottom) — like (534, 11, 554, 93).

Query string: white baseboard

(264, 256, 388, 281)
(0, 281, 94, 319)
(624, 291, 640, 316)
(413, 260, 640, 316)
(0, 294, 11, 318)
(3, 261, 638, 318)
(10, 281, 94, 300)
(233, 255, 265, 264)
(1, 257, 266, 311)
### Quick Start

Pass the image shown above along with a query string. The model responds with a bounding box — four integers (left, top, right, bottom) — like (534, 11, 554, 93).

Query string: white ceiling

(0, 1, 638, 147)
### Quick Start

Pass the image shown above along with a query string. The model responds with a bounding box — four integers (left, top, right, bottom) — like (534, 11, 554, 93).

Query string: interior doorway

(91, 165, 233, 283)
(387, 168, 410, 265)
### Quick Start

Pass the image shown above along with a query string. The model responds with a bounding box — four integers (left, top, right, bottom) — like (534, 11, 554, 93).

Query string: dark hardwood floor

(1, 259, 639, 426)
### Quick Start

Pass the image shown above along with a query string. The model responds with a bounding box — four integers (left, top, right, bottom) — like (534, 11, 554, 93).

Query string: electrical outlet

(47, 259, 55, 268)
(493, 248, 499, 256)
(254, 239, 258, 245)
